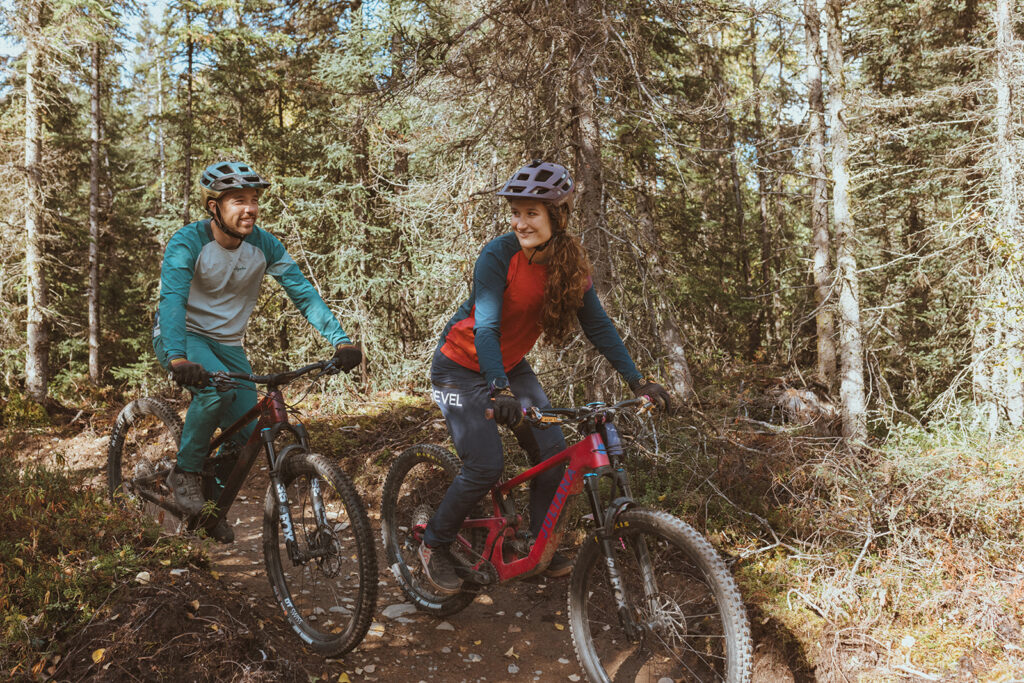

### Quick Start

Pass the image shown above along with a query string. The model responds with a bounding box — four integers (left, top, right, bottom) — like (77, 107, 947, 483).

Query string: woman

(420, 160, 671, 594)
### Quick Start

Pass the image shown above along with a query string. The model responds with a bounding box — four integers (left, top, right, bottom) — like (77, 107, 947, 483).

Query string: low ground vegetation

(2, 370, 1022, 680)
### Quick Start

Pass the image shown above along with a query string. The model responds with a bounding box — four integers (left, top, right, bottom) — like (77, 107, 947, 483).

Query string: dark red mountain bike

(107, 359, 377, 657)
(381, 396, 753, 682)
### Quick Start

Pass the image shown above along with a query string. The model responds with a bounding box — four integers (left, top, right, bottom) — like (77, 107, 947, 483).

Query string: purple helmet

(496, 160, 574, 205)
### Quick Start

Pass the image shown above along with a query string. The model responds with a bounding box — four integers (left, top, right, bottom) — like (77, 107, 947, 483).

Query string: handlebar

(207, 358, 341, 390)
(483, 395, 655, 428)
(523, 396, 654, 427)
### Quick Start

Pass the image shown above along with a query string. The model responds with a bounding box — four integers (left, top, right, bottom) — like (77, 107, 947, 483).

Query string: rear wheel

(263, 451, 377, 657)
(107, 397, 183, 530)
(380, 444, 480, 617)
(569, 508, 753, 683)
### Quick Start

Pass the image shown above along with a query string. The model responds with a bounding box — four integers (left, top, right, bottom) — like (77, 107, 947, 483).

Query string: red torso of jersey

(440, 251, 547, 373)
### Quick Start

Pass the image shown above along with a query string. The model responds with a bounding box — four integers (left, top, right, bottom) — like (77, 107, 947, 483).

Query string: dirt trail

(12, 410, 802, 682)
(208, 465, 586, 682)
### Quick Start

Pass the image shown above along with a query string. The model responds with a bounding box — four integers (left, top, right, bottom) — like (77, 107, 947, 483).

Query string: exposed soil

(9, 400, 804, 682)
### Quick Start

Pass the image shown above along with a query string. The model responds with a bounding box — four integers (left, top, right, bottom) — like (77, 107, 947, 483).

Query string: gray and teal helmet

(199, 161, 270, 214)
(496, 160, 575, 206)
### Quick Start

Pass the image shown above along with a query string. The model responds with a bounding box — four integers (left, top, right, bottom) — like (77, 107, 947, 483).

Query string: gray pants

(423, 349, 568, 546)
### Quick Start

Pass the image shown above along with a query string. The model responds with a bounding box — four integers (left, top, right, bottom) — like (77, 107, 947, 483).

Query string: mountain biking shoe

(168, 468, 205, 518)
(418, 542, 463, 595)
(207, 517, 235, 544)
(544, 550, 572, 578)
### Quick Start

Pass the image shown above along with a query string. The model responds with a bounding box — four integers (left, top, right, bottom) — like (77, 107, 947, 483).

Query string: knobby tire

(381, 443, 479, 617)
(263, 451, 377, 657)
(569, 508, 753, 683)
(107, 397, 182, 522)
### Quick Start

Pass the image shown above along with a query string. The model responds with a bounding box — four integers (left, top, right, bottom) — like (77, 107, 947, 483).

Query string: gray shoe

(207, 517, 234, 544)
(168, 468, 205, 518)
(418, 542, 463, 595)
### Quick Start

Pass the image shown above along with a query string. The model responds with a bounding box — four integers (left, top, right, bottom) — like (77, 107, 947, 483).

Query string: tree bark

(826, 0, 867, 443)
(805, 0, 837, 388)
(750, 17, 775, 353)
(24, 0, 49, 402)
(568, 0, 615, 400)
(181, 10, 193, 224)
(89, 42, 102, 383)
(158, 59, 166, 204)
(637, 175, 695, 401)
(995, 0, 1023, 426)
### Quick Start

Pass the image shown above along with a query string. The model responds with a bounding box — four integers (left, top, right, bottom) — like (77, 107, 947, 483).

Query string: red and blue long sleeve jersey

(439, 233, 643, 388)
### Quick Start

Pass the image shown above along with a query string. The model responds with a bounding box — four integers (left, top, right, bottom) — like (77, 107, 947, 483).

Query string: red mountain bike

(381, 396, 753, 682)
(107, 359, 377, 657)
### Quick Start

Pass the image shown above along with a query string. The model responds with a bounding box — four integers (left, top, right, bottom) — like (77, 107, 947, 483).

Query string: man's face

(210, 188, 259, 236)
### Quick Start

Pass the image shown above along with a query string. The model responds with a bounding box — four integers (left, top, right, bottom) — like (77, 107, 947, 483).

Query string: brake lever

(208, 372, 237, 392)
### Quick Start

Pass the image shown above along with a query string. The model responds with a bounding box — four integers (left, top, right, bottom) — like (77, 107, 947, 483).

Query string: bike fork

(584, 475, 642, 640)
(264, 430, 301, 565)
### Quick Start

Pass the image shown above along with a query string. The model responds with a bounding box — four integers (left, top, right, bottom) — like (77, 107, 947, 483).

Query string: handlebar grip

(485, 407, 528, 421)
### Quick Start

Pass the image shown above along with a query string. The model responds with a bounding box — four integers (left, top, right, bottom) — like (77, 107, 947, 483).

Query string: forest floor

(2, 376, 1023, 681)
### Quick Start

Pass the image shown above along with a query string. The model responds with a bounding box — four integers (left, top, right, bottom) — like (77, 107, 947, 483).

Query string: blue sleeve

(577, 285, 643, 384)
(157, 228, 201, 360)
(472, 243, 512, 387)
(263, 233, 352, 347)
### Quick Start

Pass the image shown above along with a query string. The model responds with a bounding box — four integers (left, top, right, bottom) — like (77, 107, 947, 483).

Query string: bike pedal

(453, 565, 492, 585)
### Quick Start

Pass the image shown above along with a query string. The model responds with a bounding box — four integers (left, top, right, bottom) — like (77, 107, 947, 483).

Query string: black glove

(629, 377, 672, 412)
(169, 358, 209, 387)
(332, 343, 363, 372)
(490, 388, 524, 427)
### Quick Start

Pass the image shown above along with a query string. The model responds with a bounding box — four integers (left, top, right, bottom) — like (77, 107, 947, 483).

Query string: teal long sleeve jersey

(154, 220, 351, 358)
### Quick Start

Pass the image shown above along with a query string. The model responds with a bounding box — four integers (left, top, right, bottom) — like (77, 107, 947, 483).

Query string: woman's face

(508, 199, 553, 261)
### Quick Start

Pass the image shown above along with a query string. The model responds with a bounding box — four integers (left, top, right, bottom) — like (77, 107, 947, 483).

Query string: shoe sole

(422, 574, 463, 596)
(418, 549, 463, 596)
(543, 565, 572, 578)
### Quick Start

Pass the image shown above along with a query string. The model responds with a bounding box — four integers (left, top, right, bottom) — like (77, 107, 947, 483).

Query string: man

(153, 161, 361, 543)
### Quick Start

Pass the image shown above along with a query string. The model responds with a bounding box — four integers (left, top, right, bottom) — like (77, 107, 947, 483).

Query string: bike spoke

(572, 513, 745, 682)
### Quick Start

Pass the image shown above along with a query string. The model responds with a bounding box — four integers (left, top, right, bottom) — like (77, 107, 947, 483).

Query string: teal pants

(154, 333, 257, 473)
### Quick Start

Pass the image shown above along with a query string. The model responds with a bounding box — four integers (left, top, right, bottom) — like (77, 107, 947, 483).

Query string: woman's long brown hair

(539, 202, 592, 343)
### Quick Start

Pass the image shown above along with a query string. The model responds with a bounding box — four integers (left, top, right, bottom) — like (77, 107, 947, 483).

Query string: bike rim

(578, 525, 733, 682)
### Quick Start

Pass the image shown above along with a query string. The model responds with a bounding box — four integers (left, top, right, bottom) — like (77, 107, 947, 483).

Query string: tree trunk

(568, 0, 615, 400)
(24, 0, 49, 403)
(826, 0, 867, 443)
(89, 42, 102, 383)
(181, 10, 193, 224)
(995, 0, 1023, 426)
(805, 0, 837, 388)
(158, 59, 166, 203)
(750, 17, 774, 353)
(637, 176, 695, 401)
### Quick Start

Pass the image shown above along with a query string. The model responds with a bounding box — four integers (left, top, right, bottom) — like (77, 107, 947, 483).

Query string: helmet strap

(527, 231, 562, 265)
(212, 201, 246, 241)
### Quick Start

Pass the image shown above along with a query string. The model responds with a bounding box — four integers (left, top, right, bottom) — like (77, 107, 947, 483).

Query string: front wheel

(263, 452, 377, 657)
(569, 508, 753, 683)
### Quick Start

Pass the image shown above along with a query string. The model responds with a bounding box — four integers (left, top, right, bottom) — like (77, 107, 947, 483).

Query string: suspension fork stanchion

(583, 473, 641, 641)
(611, 463, 660, 624)
(309, 475, 329, 532)
(265, 428, 301, 565)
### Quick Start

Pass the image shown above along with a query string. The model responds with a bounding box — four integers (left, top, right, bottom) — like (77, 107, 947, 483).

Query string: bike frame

(133, 367, 325, 564)
(414, 409, 640, 584)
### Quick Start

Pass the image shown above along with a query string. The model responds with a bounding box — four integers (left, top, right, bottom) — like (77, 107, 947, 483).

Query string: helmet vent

(217, 163, 234, 174)
(516, 173, 530, 180)
(535, 170, 552, 182)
